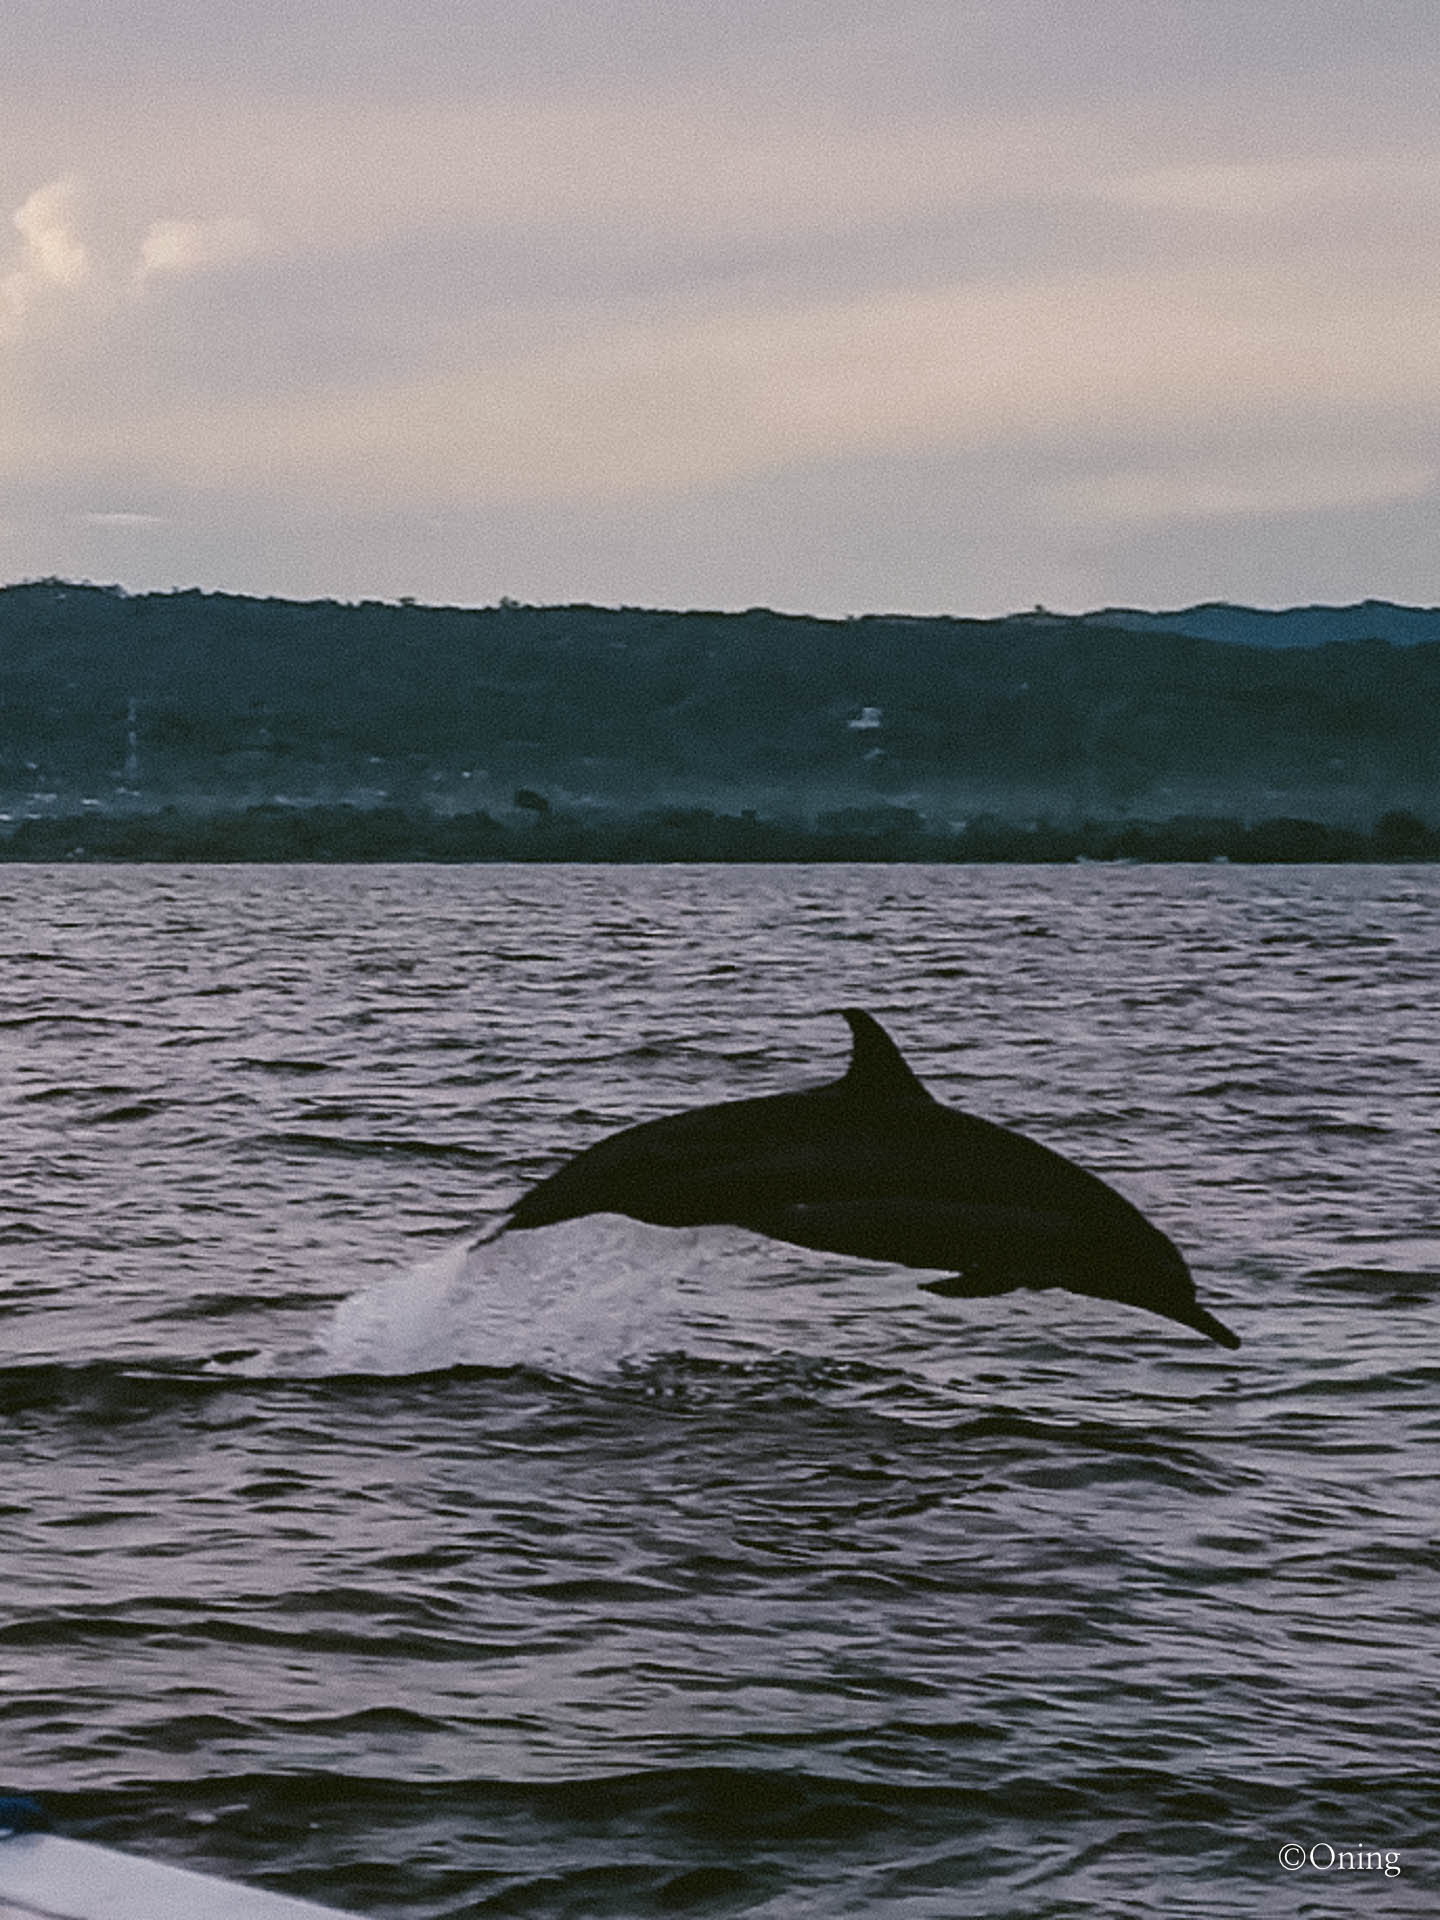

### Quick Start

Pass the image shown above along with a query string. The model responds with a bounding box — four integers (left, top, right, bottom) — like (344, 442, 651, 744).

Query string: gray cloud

(10, 1, 1438, 103)
(3, 2, 1438, 611)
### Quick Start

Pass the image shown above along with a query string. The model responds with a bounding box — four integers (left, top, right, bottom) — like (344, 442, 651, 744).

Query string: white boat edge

(0, 1831, 363, 1920)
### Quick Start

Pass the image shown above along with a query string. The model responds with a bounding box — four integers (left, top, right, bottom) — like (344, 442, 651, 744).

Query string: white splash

(318, 1213, 831, 1379)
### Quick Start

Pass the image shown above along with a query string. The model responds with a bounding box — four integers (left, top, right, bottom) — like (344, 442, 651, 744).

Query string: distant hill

(1070, 599, 1440, 649)
(1, 580, 1437, 828)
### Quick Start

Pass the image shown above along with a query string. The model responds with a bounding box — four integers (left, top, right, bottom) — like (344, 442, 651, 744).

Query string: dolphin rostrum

(504, 1010, 1240, 1349)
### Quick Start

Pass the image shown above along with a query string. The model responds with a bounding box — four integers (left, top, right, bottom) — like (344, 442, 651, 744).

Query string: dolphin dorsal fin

(838, 1009, 932, 1103)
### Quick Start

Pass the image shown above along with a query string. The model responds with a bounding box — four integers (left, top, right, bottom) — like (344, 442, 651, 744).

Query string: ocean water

(1, 861, 1437, 1917)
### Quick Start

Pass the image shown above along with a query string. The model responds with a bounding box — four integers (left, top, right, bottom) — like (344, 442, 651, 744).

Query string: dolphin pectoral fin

(751, 1198, 1080, 1276)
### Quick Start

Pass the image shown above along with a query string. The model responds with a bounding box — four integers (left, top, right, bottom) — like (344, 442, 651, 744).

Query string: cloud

(1048, 459, 1437, 528)
(2, 177, 264, 348)
(4, 82, 1437, 320)
(1096, 153, 1440, 236)
(12, 178, 88, 285)
(3, 15, 1440, 611)
(2, 177, 89, 330)
(2, 93, 1125, 263)
(136, 216, 263, 281)
(6, 251, 1437, 519)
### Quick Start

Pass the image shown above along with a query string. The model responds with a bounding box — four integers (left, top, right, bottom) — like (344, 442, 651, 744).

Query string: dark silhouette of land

(1, 579, 1436, 852)
(1, 801, 1432, 863)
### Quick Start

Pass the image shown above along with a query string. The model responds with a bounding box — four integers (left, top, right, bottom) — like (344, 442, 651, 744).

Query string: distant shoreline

(1, 805, 1434, 865)
(5, 585, 1440, 838)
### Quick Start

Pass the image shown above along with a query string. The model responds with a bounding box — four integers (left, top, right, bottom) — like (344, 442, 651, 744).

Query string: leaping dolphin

(503, 1010, 1240, 1349)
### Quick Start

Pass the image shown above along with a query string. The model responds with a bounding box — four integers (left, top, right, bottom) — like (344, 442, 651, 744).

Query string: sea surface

(1, 862, 1437, 1918)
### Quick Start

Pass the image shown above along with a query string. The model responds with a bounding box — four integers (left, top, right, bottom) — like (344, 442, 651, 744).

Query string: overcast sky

(3, 1, 1438, 614)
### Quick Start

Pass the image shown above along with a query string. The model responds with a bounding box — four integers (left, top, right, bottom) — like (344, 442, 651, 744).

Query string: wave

(0, 1338, 1243, 1497)
(259, 1130, 495, 1167)
(232, 1056, 336, 1076)
(33, 1761, 1435, 1920)
(1304, 1271, 1440, 1310)
(87, 1099, 172, 1125)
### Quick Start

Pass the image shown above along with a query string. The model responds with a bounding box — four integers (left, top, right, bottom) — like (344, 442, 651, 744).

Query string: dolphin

(503, 1009, 1240, 1349)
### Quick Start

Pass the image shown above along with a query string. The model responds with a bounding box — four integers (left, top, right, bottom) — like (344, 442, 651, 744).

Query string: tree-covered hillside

(2, 581, 1437, 824)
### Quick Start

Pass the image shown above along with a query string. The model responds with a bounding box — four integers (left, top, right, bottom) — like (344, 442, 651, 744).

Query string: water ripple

(1, 863, 1437, 1915)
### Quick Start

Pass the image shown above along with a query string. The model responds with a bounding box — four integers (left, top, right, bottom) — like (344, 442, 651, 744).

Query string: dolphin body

(504, 1010, 1240, 1349)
